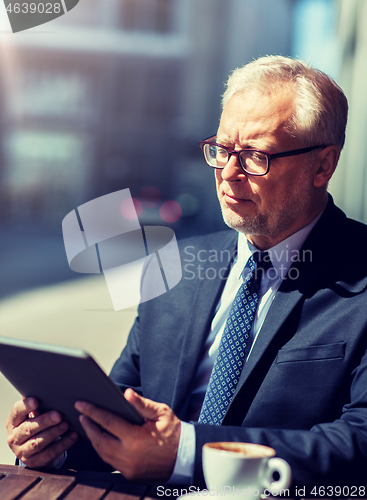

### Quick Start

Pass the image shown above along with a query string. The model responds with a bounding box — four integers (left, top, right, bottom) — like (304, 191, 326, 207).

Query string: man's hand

(75, 388, 181, 482)
(6, 397, 78, 469)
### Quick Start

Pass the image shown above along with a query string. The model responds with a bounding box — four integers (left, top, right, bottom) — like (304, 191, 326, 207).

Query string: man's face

(215, 88, 324, 250)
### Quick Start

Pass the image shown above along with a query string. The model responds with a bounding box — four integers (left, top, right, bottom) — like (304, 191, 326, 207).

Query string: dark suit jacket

(67, 196, 367, 490)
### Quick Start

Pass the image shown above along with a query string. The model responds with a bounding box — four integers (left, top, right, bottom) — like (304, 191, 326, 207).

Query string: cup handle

(262, 457, 292, 493)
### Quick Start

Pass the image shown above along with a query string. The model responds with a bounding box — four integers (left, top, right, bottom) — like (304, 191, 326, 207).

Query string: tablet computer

(0, 336, 144, 441)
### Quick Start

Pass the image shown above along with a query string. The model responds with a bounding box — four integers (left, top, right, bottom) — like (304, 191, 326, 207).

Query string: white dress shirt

(169, 212, 323, 484)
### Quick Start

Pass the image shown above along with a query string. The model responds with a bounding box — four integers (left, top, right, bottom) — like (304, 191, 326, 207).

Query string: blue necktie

(198, 251, 271, 425)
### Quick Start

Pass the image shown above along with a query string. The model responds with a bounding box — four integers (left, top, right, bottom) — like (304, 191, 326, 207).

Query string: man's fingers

(22, 431, 78, 469)
(79, 415, 117, 447)
(76, 397, 181, 482)
(9, 410, 64, 447)
(6, 398, 79, 470)
(6, 398, 38, 429)
(78, 414, 120, 465)
(124, 389, 162, 420)
(16, 420, 69, 458)
(75, 402, 129, 438)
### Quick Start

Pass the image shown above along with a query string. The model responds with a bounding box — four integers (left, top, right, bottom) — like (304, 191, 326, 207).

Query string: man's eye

(217, 148, 228, 157)
(251, 152, 267, 163)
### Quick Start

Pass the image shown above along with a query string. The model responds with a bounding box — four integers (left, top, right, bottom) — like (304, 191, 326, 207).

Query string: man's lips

(223, 193, 254, 204)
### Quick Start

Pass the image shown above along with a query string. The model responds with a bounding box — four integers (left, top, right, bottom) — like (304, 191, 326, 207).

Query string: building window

(1, 129, 91, 221)
(6, 68, 95, 121)
(121, 0, 173, 33)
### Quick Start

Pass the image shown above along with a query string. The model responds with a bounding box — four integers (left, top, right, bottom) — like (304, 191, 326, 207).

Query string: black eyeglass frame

(199, 136, 328, 176)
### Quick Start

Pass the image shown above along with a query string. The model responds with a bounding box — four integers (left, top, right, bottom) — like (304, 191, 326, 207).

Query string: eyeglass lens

(204, 144, 268, 175)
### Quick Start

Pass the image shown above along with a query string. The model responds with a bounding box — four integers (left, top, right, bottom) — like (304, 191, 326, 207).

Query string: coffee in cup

(202, 442, 292, 498)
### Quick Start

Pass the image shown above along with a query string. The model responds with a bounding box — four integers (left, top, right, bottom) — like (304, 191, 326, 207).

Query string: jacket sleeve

(109, 315, 143, 394)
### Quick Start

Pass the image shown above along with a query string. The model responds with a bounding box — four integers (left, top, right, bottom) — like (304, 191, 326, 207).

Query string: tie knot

(253, 251, 272, 271)
(243, 251, 272, 283)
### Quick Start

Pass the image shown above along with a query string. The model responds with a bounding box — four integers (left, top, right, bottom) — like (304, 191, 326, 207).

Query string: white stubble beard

(218, 162, 315, 241)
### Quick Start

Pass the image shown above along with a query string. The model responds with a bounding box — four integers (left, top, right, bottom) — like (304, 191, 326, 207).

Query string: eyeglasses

(199, 136, 327, 176)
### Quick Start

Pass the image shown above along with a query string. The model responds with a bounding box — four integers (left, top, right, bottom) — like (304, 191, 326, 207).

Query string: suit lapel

(171, 231, 237, 418)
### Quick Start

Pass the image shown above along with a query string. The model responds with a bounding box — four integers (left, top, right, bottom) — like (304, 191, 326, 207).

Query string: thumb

(124, 388, 161, 421)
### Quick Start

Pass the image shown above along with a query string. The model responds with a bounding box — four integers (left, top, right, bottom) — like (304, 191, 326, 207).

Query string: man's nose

(221, 153, 247, 182)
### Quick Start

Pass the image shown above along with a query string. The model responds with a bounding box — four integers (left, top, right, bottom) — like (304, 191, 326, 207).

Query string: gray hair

(222, 55, 348, 150)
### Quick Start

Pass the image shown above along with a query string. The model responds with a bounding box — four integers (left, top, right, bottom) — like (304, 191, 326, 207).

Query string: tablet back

(0, 336, 144, 440)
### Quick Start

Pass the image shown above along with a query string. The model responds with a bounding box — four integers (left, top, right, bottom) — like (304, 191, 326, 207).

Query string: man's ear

(313, 145, 340, 188)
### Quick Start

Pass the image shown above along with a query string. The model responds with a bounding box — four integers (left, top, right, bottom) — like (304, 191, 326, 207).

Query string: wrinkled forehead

(217, 86, 298, 147)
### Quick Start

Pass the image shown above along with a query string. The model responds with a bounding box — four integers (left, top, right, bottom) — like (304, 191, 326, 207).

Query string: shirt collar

(236, 209, 324, 281)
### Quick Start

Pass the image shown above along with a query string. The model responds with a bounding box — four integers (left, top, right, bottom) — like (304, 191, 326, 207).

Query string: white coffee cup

(202, 442, 292, 499)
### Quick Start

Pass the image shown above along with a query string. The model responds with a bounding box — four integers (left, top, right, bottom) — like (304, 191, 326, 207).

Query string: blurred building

(328, 0, 367, 224)
(0, 0, 293, 234)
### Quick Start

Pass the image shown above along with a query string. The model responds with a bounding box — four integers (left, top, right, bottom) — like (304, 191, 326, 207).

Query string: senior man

(7, 56, 367, 491)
